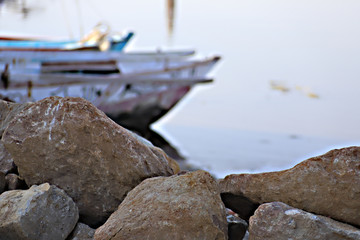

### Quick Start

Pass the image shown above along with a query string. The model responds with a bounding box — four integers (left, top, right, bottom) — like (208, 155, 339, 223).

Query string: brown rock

(0, 141, 15, 175)
(2, 96, 175, 227)
(151, 146, 180, 174)
(249, 202, 360, 240)
(0, 183, 79, 240)
(0, 100, 31, 137)
(5, 173, 27, 190)
(127, 129, 180, 174)
(66, 223, 95, 240)
(219, 147, 360, 226)
(94, 170, 228, 240)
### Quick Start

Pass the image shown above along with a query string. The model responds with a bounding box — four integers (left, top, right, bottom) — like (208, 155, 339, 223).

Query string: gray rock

(66, 223, 95, 240)
(94, 170, 228, 240)
(0, 141, 15, 175)
(2, 96, 175, 227)
(219, 147, 360, 226)
(249, 202, 360, 240)
(0, 183, 79, 240)
(5, 173, 27, 190)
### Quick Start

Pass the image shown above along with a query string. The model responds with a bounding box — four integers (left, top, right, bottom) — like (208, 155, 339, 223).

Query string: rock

(66, 223, 95, 240)
(94, 170, 228, 240)
(226, 209, 248, 240)
(5, 173, 27, 190)
(249, 202, 360, 240)
(2, 96, 175, 227)
(0, 141, 15, 175)
(219, 147, 360, 226)
(127, 128, 180, 174)
(151, 146, 180, 174)
(0, 172, 4, 194)
(0, 183, 79, 240)
(0, 100, 29, 176)
(0, 100, 31, 137)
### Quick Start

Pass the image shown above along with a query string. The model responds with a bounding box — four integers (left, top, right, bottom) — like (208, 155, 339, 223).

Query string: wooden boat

(0, 49, 195, 63)
(0, 49, 220, 135)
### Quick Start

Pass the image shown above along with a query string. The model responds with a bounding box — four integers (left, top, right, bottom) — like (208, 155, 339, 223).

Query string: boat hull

(103, 85, 191, 133)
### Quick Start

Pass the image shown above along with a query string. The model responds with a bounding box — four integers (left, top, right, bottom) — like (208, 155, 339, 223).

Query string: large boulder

(0, 183, 78, 240)
(219, 147, 360, 226)
(94, 170, 228, 240)
(249, 202, 360, 240)
(1, 96, 176, 227)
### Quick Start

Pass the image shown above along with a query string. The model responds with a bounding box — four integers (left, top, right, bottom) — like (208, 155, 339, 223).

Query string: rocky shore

(0, 96, 359, 240)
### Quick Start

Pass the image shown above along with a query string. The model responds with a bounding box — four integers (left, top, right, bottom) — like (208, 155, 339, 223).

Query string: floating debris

(296, 86, 320, 99)
(270, 80, 290, 93)
(270, 80, 320, 99)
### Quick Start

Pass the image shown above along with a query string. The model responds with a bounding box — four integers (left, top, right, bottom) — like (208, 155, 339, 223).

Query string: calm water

(1, 0, 360, 177)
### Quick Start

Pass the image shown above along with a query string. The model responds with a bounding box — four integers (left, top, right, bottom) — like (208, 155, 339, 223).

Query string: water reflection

(166, 0, 175, 39)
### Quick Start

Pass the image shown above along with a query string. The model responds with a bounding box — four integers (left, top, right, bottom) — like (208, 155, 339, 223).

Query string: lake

(1, 0, 360, 177)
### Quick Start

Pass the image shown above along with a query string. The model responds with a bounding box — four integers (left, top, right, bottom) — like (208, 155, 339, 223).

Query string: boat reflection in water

(166, 0, 175, 39)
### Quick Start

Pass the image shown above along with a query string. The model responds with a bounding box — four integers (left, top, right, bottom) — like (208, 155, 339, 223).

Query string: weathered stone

(5, 173, 27, 190)
(2, 96, 175, 227)
(0, 183, 79, 240)
(249, 202, 360, 240)
(219, 147, 360, 226)
(0, 171, 5, 194)
(151, 146, 180, 174)
(0, 100, 31, 137)
(66, 223, 95, 240)
(0, 141, 15, 174)
(94, 170, 228, 240)
(226, 209, 248, 240)
(128, 129, 180, 174)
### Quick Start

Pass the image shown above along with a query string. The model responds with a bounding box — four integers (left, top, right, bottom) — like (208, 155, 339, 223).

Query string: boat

(0, 49, 220, 136)
(0, 24, 134, 51)
(0, 32, 134, 52)
(0, 32, 134, 51)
